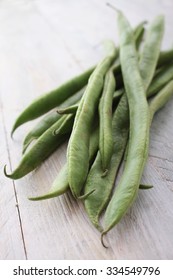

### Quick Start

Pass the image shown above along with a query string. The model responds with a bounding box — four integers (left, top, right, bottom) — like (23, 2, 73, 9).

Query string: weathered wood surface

(0, 0, 173, 259)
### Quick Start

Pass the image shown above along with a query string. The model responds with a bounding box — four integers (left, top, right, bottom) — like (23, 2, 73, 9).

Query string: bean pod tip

(101, 232, 109, 248)
(4, 165, 12, 179)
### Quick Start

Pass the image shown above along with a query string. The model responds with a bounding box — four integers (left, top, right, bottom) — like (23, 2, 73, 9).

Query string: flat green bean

(112, 21, 146, 75)
(147, 63, 173, 97)
(149, 79, 173, 120)
(84, 96, 129, 230)
(4, 114, 74, 179)
(29, 126, 99, 201)
(23, 86, 122, 159)
(139, 15, 164, 90)
(84, 14, 164, 232)
(22, 112, 61, 154)
(29, 164, 69, 201)
(134, 21, 146, 50)
(102, 11, 164, 240)
(67, 42, 117, 198)
(99, 69, 115, 172)
(22, 87, 85, 154)
(11, 67, 94, 135)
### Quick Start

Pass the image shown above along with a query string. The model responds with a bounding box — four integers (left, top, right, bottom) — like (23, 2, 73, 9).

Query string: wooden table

(0, 0, 173, 260)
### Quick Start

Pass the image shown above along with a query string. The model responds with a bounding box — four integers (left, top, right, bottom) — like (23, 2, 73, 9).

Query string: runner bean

(67, 42, 117, 198)
(4, 114, 74, 179)
(11, 67, 94, 135)
(29, 126, 99, 201)
(22, 87, 85, 153)
(102, 11, 164, 242)
(99, 69, 115, 172)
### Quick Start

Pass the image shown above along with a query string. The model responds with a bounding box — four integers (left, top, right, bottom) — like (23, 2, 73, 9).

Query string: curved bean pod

(67, 43, 117, 198)
(22, 87, 85, 153)
(29, 126, 99, 201)
(26, 87, 122, 157)
(4, 114, 74, 179)
(22, 112, 61, 154)
(11, 67, 94, 135)
(84, 76, 168, 231)
(102, 11, 164, 237)
(84, 14, 163, 232)
(84, 95, 129, 230)
(112, 21, 146, 75)
(29, 164, 69, 201)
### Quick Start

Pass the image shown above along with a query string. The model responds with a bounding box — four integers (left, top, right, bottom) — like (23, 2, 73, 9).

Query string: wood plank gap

(150, 154, 173, 163)
(0, 98, 28, 260)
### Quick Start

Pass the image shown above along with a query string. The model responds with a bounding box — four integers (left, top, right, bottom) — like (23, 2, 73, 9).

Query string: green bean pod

(84, 95, 129, 230)
(4, 114, 74, 179)
(134, 21, 146, 50)
(149, 79, 173, 120)
(67, 43, 117, 198)
(84, 84, 159, 231)
(22, 112, 61, 154)
(23, 86, 122, 157)
(139, 15, 164, 90)
(24, 87, 122, 156)
(84, 14, 164, 232)
(99, 69, 115, 172)
(84, 77, 169, 231)
(157, 48, 173, 67)
(11, 67, 95, 135)
(102, 11, 163, 238)
(22, 87, 85, 154)
(112, 21, 146, 75)
(28, 126, 99, 201)
(29, 164, 69, 201)
(147, 63, 173, 97)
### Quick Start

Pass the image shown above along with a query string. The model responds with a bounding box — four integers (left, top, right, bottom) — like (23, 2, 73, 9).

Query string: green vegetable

(22, 87, 85, 154)
(4, 114, 74, 179)
(11, 67, 94, 135)
(67, 42, 117, 198)
(101, 11, 164, 244)
(99, 69, 115, 173)
(29, 126, 99, 201)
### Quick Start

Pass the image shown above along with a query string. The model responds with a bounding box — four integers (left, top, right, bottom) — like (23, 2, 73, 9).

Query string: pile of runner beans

(4, 9, 173, 247)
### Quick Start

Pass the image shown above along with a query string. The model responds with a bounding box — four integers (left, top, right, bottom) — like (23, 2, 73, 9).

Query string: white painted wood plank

(0, 0, 110, 259)
(39, 0, 173, 259)
(0, 100, 26, 259)
(0, 0, 173, 259)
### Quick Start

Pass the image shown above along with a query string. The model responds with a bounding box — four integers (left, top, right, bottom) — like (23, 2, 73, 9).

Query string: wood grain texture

(0, 0, 173, 259)
(0, 94, 26, 259)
